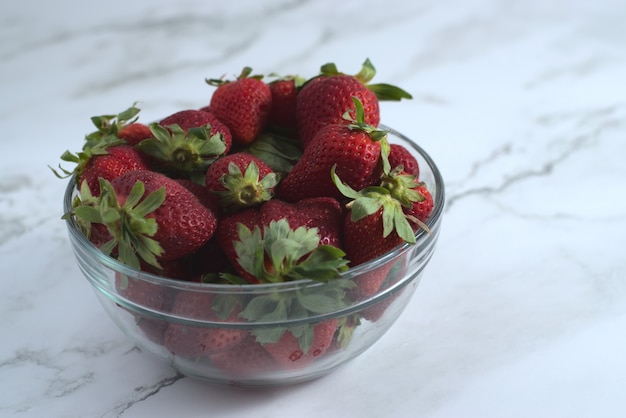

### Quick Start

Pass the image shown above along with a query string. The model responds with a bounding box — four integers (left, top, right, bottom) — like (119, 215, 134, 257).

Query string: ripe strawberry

(205, 67, 272, 145)
(135, 121, 227, 183)
(188, 237, 232, 278)
(266, 76, 304, 135)
(262, 318, 338, 370)
(164, 292, 248, 357)
(71, 170, 218, 270)
(260, 197, 344, 248)
(115, 273, 175, 344)
(175, 178, 221, 215)
(389, 143, 419, 177)
(296, 59, 412, 148)
(278, 97, 389, 202)
(53, 140, 151, 196)
(117, 123, 153, 146)
(205, 152, 278, 211)
(333, 162, 434, 298)
(209, 335, 277, 376)
(86, 103, 142, 142)
(159, 109, 233, 154)
(216, 198, 346, 283)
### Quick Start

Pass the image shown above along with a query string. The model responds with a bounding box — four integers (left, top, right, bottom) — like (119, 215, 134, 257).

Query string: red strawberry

(216, 198, 346, 283)
(115, 273, 174, 344)
(117, 123, 153, 146)
(266, 77, 304, 135)
(72, 170, 219, 270)
(278, 98, 388, 202)
(260, 197, 344, 248)
(205, 152, 278, 211)
(296, 59, 412, 148)
(164, 292, 247, 357)
(54, 141, 151, 196)
(80, 145, 151, 195)
(209, 335, 277, 376)
(159, 109, 233, 154)
(175, 178, 221, 217)
(205, 67, 272, 145)
(135, 121, 227, 183)
(333, 163, 433, 298)
(188, 237, 232, 278)
(389, 143, 419, 177)
(262, 318, 338, 370)
(86, 103, 142, 142)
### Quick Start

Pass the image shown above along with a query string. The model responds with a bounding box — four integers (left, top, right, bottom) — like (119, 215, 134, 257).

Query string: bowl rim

(63, 125, 445, 292)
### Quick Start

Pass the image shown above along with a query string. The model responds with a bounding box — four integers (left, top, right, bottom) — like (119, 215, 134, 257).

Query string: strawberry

(205, 152, 278, 211)
(175, 178, 221, 215)
(332, 161, 433, 299)
(205, 67, 272, 145)
(278, 97, 389, 202)
(209, 335, 277, 376)
(164, 292, 248, 357)
(135, 121, 227, 184)
(259, 197, 344, 248)
(262, 318, 338, 370)
(188, 237, 232, 278)
(296, 59, 412, 148)
(85, 103, 142, 142)
(389, 143, 419, 177)
(159, 109, 233, 154)
(117, 122, 153, 146)
(217, 217, 351, 370)
(266, 76, 305, 135)
(71, 170, 218, 270)
(53, 140, 151, 196)
(216, 198, 346, 283)
(115, 273, 175, 344)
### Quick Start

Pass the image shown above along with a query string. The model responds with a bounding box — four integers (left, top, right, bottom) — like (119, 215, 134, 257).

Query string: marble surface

(2, 0, 626, 416)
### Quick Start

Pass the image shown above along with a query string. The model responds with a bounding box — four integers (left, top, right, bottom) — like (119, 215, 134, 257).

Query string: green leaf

(319, 62, 340, 76)
(212, 294, 240, 320)
(123, 181, 146, 211)
(330, 165, 361, 200)
(354, 58, 377, 84)
(350, 196, 384, 222)
(253, 326, 287, 345)
(290, 245, 349, 282)
(366, 83, 413, 101)
(245, 133, 302, 173)
(296, 281, 350, 314)
(133, 187, 166, 218)
(73, 205, 103, 223)
(294, 325, 314, 354)
(393, 206, 416, 244)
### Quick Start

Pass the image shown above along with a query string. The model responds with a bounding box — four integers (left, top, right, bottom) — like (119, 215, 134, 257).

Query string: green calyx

(319, 58, 413, 101)
(238, 276, 353, 352)
(205, 66, 264, 87)
(233, 218, 349, 284)
(244, 133, 303, 173)
(137, 123, 226, 182)
(50, 104, 140, 179)
(50, 135, 125, 179)
(380, 166, 426, 207)
(343, 96, 391, 144)
(72, 178, 166, 270)
(86, 103, 142, 142)
(331, 165, 417, 244)
(213, 161, 279, 209)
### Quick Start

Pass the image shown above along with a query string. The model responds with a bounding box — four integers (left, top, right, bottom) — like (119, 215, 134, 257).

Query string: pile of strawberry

(56, 59, 436, 375)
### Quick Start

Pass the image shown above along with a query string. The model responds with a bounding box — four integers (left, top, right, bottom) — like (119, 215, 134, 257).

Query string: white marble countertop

(2, 0, 626, 417)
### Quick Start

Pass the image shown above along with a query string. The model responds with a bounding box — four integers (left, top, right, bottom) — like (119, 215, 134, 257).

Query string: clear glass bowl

(63, 126, 445, 387)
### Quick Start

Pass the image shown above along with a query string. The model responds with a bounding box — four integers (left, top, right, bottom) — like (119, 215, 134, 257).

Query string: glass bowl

(63, 126, 445, 387)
